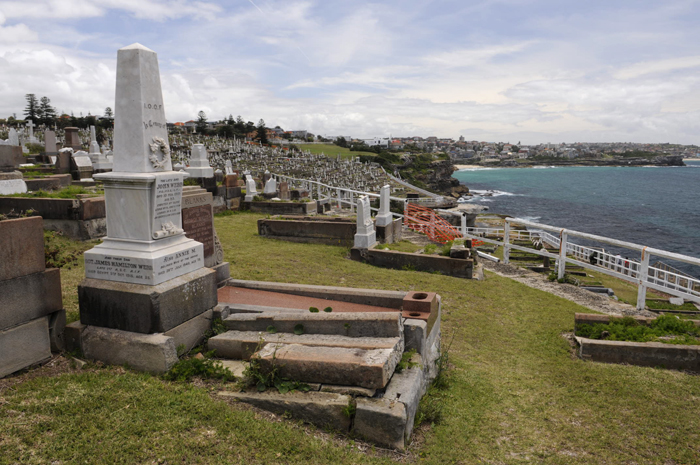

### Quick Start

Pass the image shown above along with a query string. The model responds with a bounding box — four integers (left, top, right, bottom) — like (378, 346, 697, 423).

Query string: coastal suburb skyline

(1, 0, 699, 145)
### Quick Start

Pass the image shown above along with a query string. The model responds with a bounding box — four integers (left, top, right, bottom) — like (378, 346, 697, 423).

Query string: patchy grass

(576, 315, 700, 344)
(3, 185, 103, 199)
(375, 240, 423, 253)
(2, 211, 700, 464)
(296, 143, 377, 160)
(45, 234, 98, 323)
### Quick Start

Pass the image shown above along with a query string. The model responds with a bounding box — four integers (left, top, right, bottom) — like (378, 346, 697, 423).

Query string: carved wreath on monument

(149, 136, 171, 170)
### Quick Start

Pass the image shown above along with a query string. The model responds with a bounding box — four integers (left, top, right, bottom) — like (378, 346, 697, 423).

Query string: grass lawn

(297, 143, 377, 160)
(2, 211, 700, 464)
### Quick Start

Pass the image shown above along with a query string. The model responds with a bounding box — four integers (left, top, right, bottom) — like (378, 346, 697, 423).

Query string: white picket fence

(465, 219, 700, 310)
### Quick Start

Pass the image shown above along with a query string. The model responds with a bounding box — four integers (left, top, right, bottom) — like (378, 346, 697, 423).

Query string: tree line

(193, 111, 270, 144)
(11, 94, 114, 130)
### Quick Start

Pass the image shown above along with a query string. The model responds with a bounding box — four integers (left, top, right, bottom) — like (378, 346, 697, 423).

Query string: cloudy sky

(1, 0, 699, 144)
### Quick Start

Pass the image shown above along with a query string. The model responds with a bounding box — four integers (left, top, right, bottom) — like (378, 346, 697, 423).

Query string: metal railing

(272, 173, 405, 219)
(463, 219, 700, 309)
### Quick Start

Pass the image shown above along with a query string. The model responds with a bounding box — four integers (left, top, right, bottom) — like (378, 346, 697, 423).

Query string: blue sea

(452, 160, 700, 275)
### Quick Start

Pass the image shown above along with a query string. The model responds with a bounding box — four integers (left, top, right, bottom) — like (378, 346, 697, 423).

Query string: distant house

(389, 139, 403, 149)
(363, 138, 390, 148)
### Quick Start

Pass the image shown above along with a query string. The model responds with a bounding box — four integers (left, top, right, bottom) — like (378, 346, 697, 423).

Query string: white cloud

(614, 56, 700, 80)
(0, 0, 222, 21)
(0, 1, 699, 145)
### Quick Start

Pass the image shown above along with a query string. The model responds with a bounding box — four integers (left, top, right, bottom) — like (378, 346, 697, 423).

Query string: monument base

(79, 267, 217, 334)
(84, 235, 204, 285)
(185, 166, 214, 178)
(354, 231, 377, 249)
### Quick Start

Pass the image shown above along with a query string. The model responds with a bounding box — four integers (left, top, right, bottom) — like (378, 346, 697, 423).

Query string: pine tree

(24, 94, 39, 121)
(196, 111, 208, 134)
(256, 119, 268, 144)
(39, 97, 57, 125)
(104, 107, 113, 118)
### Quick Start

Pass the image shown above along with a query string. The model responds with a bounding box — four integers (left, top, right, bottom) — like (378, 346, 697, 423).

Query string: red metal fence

(403, 203, 463, 244)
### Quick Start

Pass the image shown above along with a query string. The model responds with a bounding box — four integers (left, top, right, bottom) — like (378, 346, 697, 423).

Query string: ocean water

(452, 160, 700, 275)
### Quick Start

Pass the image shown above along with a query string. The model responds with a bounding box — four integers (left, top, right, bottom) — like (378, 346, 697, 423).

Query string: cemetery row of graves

(2, 43, 700, 463)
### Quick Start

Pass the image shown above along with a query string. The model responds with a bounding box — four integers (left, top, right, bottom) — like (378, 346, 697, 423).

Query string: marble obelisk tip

(120, 43, 155, 53)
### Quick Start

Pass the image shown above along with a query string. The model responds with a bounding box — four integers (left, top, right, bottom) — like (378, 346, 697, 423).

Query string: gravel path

(481, 259, 656, 317)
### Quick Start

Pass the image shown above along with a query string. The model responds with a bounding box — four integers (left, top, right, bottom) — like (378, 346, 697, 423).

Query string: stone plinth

(185, 144, 214, 178)
(86, 171, 204, 285)
(0, 171, 27, 195)
(79, 267, 217, 333)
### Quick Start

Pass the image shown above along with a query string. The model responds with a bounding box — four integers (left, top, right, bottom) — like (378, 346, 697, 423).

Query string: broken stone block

(81, 326, 178, 373)
(256, 343, 399, 389)
(208, 330, 402, 360)
(354, 397, 407, 451)
(383, 353, 427, 442)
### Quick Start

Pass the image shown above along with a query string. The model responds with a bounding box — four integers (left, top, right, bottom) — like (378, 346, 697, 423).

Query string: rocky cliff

(401, 159, 469, 197)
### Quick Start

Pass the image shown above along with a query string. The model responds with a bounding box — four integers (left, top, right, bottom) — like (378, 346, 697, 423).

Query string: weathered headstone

(279, 182, 290, 200)
(8, 129, 18, 146)
(181, 186, 224, 268)
(56, 148, 73, 174)
(263, 177, 277, 195)
(185, 144, 214, 178)
(354, 195, 376, 248)
(71, 151, 95, 180)
(64, 127, 82, 151)
(44, 130, 57, 155)
(375, 185, 392, 227)
(244, 174, 257, 202)
(0, 144, 27, 194)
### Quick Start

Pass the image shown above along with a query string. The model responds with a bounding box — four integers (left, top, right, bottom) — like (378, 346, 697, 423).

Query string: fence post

(503, 220, 511, 265)
(558, 230, 568, 280)
(461, 213, 467, 238)
(350, 192, 354, 213)
(636, 247, 650, 311)
(336, 188, 341, 209)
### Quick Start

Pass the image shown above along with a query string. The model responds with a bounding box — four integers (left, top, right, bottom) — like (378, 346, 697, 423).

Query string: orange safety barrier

(403, 203, 463, 244)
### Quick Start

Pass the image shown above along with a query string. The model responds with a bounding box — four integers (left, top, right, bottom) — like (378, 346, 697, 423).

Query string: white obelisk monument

(84, 43, 204, 285)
